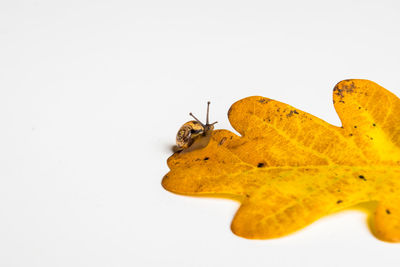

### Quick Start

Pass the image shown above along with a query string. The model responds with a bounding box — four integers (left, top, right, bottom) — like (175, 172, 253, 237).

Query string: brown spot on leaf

(334, 88, 344, 98)
(228, 107, 233, 117)
(334, 81, 355, 99)
(386, 209, 391, 215)
(343, 81, 356, 92)
(287, 110, 299, 118)
(219, 137, 227, 146)
(258, 98, 271, 104)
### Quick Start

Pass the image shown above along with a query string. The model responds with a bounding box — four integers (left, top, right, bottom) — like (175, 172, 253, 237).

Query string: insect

(175, 101, 218, 152)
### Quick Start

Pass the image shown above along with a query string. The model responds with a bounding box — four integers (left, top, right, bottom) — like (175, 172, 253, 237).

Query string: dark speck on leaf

(373, 123, 376, 127)
(228, 107, 233, 117)
(257, 163, 265, 168)
(219, 137, 227, 146)
(337, 200, 343, 204)
(359, 175, 366, 181)
(204, 157, 209, 161)
(354, 126, 357, 128)
(287, 110, 299, 118)
(386, 209, 391, 215)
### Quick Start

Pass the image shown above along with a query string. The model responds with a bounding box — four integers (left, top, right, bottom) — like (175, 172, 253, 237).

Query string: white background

(1, 0, 400, 266)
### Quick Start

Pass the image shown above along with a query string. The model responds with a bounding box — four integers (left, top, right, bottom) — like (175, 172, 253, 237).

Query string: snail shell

(176, 121, 205, 150)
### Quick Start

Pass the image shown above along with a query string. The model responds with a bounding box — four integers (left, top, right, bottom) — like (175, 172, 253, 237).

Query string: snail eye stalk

(189, 113, 205, 128)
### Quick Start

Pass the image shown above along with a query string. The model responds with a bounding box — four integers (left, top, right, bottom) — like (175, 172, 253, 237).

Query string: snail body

(175, 102, 217, 152)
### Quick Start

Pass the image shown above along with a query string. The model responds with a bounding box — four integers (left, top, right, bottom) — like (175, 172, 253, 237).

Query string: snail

(175, 101, 217, 152)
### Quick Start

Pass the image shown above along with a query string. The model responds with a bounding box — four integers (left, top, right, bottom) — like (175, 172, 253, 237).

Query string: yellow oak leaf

(162, 79, 400, 242)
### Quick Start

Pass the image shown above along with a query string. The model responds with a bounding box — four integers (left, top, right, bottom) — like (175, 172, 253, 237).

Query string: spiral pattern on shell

(176, 121, 204, 149)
